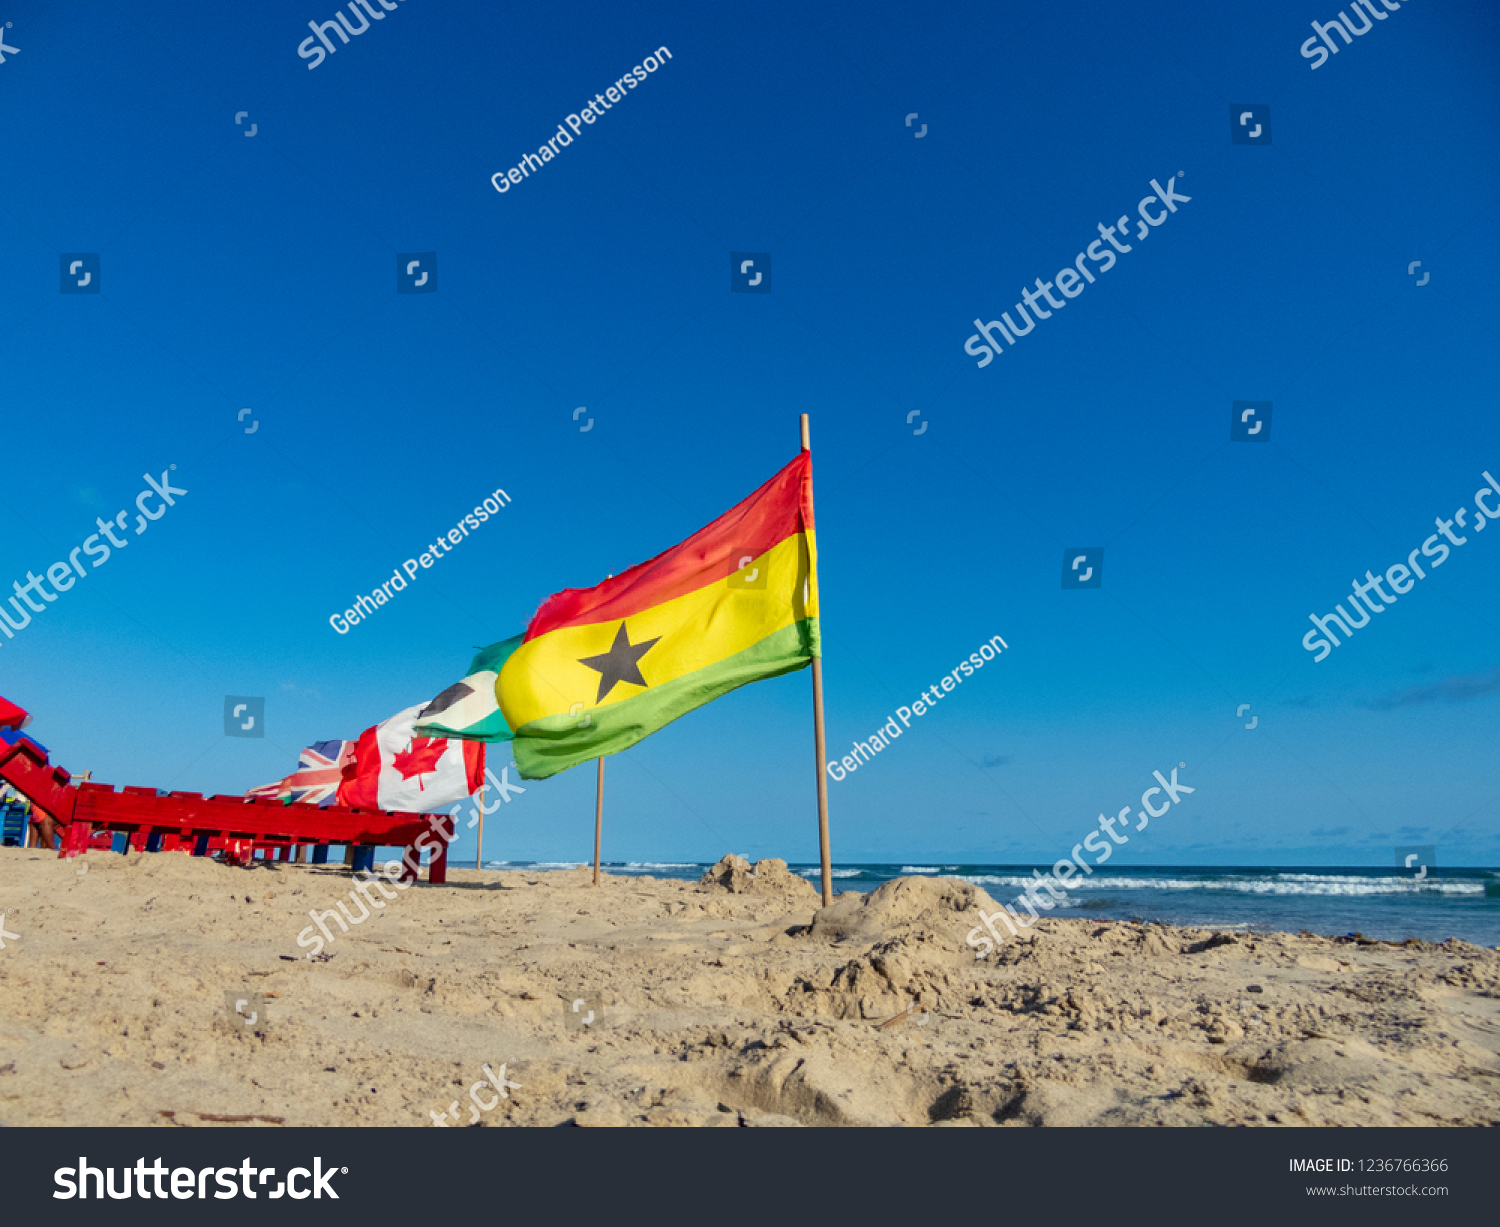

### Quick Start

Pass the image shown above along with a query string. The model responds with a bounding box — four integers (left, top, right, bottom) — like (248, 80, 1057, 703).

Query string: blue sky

(2, 0, 1497, 867)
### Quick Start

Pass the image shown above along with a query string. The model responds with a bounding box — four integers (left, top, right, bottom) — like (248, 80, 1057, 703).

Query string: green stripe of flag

(511, 619, 819, 779)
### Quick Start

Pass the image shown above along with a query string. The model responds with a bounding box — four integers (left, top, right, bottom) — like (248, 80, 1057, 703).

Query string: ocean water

(480, 861, 1500, 947)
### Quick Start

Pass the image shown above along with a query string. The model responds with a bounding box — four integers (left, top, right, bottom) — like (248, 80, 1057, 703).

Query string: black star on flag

(578, 622, 661, 704)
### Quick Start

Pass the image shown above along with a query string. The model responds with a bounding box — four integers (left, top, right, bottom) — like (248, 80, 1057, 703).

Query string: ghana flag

(499, 450, 819, 779)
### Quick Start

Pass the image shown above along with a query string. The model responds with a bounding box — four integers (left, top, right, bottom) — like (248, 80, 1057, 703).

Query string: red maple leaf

(391, 737, 447, 790)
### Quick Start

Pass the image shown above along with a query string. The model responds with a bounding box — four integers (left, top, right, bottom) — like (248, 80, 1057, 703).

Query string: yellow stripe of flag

(498, 531, 817, 730)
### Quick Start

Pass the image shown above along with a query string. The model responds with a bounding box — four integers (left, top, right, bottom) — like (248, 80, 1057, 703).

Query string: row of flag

(249, 450, 821, 814)
(244, 709, 486, 811)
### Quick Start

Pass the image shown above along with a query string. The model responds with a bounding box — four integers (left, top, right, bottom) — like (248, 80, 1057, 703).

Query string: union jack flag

(247, 739, 355, 805)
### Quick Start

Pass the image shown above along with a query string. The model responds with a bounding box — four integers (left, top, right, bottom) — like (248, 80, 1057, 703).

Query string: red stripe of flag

(525, 451, 813, 642)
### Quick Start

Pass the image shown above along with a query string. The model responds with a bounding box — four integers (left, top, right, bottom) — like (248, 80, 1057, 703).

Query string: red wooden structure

(0, 733, 452, 883)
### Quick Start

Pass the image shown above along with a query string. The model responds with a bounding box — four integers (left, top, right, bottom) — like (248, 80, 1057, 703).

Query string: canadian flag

(336, 704, 485, 813)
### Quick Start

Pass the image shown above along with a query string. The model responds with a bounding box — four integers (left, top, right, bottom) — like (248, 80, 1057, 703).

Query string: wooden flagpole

(593, 574, 612, 887)
(475, 777, 485, 870)
(802, 414, 833, 908)
(593, 757, 604, 886)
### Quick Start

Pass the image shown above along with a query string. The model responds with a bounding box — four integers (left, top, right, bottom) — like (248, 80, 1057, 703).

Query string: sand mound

(786, 876, 1008, 1022)
(809, 874, 1000, 943)
(698, 855, 818, 903)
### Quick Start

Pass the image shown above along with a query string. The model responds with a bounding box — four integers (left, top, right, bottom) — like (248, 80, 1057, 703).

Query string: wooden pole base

(802, 413, 833, 908)
(593, 757, 604, 887)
